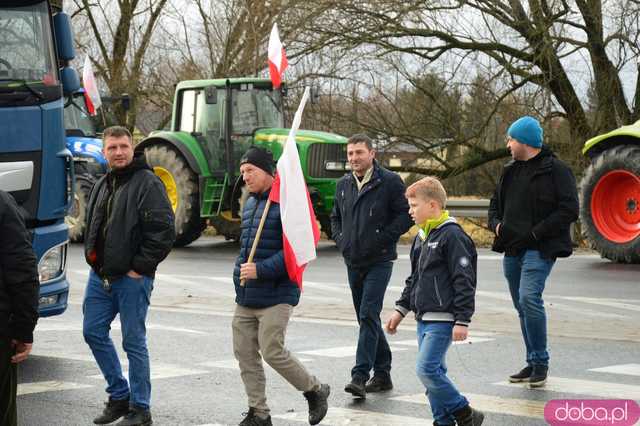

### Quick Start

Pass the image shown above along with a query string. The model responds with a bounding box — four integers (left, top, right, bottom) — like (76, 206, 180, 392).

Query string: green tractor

(580, 120, 640, 263)
(135, 78, 348, 247)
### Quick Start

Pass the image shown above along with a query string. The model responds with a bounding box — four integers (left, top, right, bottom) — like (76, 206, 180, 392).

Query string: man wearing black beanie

(232, 145, 330, 426)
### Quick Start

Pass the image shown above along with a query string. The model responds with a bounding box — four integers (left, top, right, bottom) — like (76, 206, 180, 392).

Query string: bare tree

(69, 0, 171, 130)
(299, 0, 640, 144)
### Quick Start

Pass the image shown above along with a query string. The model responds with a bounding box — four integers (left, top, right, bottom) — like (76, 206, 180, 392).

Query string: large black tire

(580, 144, 640, 263)
(65, 176, 94, 243)
(144, 144, 206, 247)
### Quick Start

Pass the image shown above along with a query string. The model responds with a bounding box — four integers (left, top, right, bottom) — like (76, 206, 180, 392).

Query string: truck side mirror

(60, 67, 80, 95)
(310, 85, 320, 104)
(205, 86, 217, 104)
(53, 12, 75, 61)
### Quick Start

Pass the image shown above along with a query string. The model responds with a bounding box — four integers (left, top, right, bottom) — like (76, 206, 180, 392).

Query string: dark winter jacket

(233, 189, 300, 308)
(0, 190, 38, 343)
(395, 219, 477, 326)
(330, 161, 412, 268)
(84, 152, 175, 280)
(488, 146, 579, 259)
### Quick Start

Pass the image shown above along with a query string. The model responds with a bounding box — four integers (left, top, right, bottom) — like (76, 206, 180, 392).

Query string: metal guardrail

(446, 199, 490, 218)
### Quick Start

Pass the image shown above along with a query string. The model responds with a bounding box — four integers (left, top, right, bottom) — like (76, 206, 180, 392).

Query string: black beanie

(239, 146, 275, 175)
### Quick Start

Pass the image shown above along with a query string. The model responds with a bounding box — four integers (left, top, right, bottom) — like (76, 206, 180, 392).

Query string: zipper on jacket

(244, 198, 261, 262)
(434, 276, 443, 306)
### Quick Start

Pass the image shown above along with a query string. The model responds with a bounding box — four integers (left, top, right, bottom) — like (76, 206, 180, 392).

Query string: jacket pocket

(434, 276, 443, 307)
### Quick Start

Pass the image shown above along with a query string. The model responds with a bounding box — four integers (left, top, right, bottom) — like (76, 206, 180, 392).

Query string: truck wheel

(66, 177, 94, 242)
(580, 144, 640, 263)
(145, 145, 205, 247)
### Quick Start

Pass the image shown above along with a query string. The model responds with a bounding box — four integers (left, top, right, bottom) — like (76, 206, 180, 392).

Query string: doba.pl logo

(545, 400, 640, 425)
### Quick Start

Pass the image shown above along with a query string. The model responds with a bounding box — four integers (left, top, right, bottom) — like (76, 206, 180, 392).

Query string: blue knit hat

(507, 116, 543, 148)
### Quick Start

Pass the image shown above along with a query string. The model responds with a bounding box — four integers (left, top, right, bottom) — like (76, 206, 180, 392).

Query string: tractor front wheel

(66, 176, 94, 242)
(144, 144, 205, 247)
(580, 145, 640, 263)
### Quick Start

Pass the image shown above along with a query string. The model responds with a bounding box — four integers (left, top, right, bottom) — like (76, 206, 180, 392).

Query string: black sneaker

(453, 405, 484, 426)
(303, 383, 330, 425)
(115, 405, 152, 426)
(509, 365, 533, 383)
(344, 376, 366, 398)
(239, 408, 273, 426)
(528, 365, 548, 388)
(93, 397, 130, 424)
(365, 375, 393, 392)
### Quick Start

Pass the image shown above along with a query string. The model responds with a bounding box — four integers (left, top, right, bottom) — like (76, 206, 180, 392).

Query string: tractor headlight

(38, 243, 67, 284)
(325, 161, 350, 171)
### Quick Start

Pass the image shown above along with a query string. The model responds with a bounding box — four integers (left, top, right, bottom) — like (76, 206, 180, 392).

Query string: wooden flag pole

(240, 199, 272, 287)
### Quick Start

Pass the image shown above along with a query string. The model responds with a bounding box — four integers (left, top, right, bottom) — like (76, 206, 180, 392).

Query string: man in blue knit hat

(488, 116, 579, 388)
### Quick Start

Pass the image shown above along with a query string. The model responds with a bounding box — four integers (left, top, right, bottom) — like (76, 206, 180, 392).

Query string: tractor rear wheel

(144, 144, 205, 247)
(66, 176, 94, 242)
(580, 145, 640, 263)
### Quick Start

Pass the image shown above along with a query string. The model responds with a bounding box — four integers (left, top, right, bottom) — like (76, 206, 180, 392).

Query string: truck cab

(0, 1, 79, 315)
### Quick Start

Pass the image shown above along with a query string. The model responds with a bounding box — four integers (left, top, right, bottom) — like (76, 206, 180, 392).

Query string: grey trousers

(232, 303, 320, 416)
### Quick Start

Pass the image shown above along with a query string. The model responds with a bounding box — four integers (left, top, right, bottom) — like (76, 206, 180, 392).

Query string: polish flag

(82, 56, 102, 115)
(268, 23, 288, 89)
(269, 87, 319, 287)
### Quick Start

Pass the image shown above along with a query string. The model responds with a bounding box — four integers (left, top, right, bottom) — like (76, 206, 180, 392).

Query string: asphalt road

(16, 237, 640, 425)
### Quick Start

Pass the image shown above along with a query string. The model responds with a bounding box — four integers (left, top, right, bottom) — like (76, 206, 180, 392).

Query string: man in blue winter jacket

(331, 133, 412, 398)
(386, 176, 484, 426)
(232, 146, 329, 426)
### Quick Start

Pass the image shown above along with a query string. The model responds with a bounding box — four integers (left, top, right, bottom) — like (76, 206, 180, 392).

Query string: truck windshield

(231, 88, 284, 135)
(64, 94, 97, 137)
(0, 2, 59, 97)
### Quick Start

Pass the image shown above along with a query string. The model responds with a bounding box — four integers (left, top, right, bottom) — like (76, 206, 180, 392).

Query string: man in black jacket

(331, 134, 412, 398)
(488, 116, 579, 388)
(83, 126, 175, 426)
(0, 190, 39, 426)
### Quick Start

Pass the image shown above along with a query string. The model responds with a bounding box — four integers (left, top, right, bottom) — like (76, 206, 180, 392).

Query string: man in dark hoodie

(0, 190, 39, 426)
(488, 116, 579, 388)
(83, 126, 175, 426)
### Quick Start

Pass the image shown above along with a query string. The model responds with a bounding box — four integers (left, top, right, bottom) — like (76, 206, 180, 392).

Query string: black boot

(344, 376, 366, 398)
(453, 405, 484, 426)
(509, 365, 533, 383)
(93, 397, 130, 424)
(239, 408, 273, 426)
(365, 375, 393, 392)
(116, 405, 152, 426)
(303, 383, 330, 425)
(528, 365, 548, 388)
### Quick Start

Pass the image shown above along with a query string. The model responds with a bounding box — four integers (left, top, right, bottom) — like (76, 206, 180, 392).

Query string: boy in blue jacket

(386, 177, 484, 426)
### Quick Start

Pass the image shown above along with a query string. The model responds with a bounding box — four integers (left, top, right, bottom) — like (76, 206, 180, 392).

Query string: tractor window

(178, 89, 198, 133)
(64, 94, 96, 137)
(231, 88, 283, 135)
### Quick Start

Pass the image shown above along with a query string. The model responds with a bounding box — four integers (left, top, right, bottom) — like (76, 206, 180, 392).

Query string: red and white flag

(269, 87, 319, 287)
(82, 56, 102, 115)
(268, 23, 288, 89)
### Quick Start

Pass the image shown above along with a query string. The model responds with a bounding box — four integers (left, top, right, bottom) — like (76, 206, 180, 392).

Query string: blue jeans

(83, 270, 153, 409)
(503, 250, 555, 367)
(347, 262, 393, 381)
(416, 321, 468, 425)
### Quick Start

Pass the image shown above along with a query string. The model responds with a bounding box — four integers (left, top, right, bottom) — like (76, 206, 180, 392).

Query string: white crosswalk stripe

(17, 381, 93, 396)
(392, 392, 545, 419)
(589, 363, 640, 377)
(87, 363, 209, 381)
(494, 376, 640, 399)
(274, 406, 431, 425)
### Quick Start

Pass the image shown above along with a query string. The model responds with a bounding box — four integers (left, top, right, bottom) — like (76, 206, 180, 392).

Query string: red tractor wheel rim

(591, 170, 640, 243)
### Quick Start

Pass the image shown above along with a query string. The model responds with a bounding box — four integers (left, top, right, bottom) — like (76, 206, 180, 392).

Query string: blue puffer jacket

(233, 189, 300, 308)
